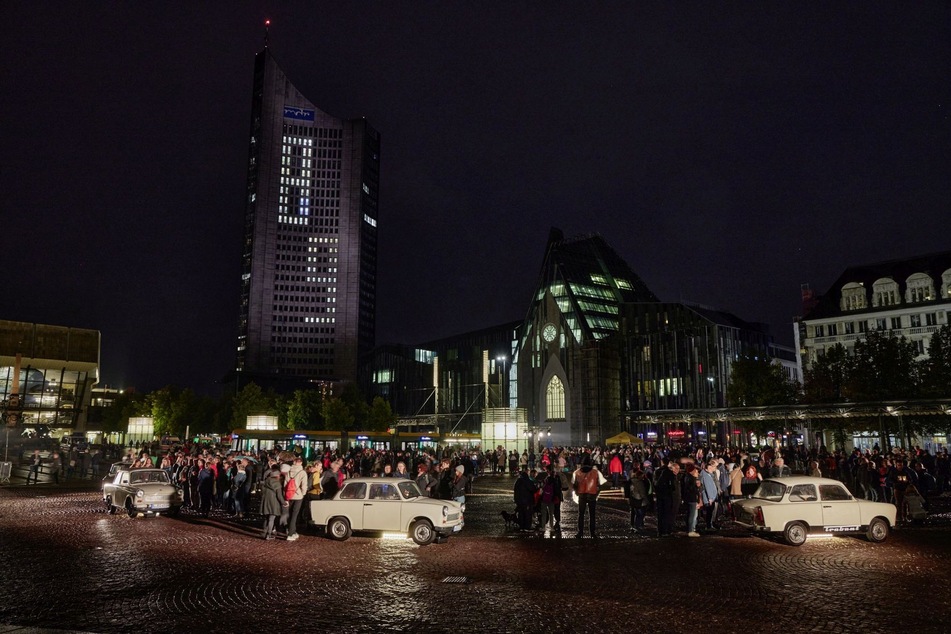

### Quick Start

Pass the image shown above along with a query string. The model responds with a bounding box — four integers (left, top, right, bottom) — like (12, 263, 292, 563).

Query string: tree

(851, 331, 921, 402)
(231, 383, 282, 429)
(922, 324, 951, 399)
(802, 344, 855, 404)
(286, 389, 324, 430)
(727, 355, 798, 407)
(148, 386, 198, 437)
(322, 397, 354, 431)
(339, 383, 369, 430)
(367, 396, 396, 432)
(100, 390, 149, 435)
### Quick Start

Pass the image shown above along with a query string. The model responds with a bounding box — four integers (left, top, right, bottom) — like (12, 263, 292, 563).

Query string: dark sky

(3, 2, 949, 395)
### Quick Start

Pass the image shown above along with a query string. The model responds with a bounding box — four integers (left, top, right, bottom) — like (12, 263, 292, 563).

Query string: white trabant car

(733, 476, 896, 546)
(103, 468, 183, 517)
(309, 478, 464, 545)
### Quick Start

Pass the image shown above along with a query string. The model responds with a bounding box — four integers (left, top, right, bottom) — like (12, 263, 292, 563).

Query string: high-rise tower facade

(236, 47, 379, 387)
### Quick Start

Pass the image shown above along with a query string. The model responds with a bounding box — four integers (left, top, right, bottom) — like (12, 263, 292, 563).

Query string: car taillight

(754, 506, 765, 527)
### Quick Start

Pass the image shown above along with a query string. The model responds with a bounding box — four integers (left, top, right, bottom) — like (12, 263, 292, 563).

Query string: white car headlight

(442, 506, 449, 518)
(136, 489, 145, 498)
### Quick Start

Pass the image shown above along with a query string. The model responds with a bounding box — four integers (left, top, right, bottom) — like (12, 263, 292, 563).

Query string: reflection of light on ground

(806, 533, 836, 541)
(381, 532, 409, 540)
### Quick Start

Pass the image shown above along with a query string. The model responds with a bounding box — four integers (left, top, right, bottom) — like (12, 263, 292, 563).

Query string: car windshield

(752, 480, 787, 502)
(129, 471, 170, 485)
(398, 481, 423, 499)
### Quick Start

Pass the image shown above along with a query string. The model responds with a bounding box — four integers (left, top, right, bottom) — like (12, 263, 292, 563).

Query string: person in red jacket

(609, 452, 623, 488)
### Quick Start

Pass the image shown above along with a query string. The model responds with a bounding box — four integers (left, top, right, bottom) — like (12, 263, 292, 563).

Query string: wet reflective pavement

(1, 476, 950, 633)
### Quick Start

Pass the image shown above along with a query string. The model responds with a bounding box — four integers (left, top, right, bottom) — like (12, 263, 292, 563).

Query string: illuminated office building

(236, 45, 380, 389)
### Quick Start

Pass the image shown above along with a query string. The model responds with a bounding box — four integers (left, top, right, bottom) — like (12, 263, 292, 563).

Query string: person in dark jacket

(513, 468, 537, 531)
(654, 461, 682, 537)
(259, 466, 285, 540)
(196, 460, 215, 516)
(626, 467, 651, 533)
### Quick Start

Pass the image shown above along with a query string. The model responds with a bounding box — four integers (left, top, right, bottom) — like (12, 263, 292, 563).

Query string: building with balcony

(795, 251, 951, 370)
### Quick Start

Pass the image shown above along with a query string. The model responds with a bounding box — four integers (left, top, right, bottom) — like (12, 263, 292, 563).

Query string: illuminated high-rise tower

(236, 42, 380, 388)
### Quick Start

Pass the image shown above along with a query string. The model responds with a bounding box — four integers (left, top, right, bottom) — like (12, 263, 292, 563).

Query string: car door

(363, 482, 403, 531)
(819, 483, 861, 530)
(334, 482, 369, 530)
(786, 484, 823, 527)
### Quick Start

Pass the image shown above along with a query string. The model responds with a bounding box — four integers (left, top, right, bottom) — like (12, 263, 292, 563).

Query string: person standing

(682, 464, 702, 537)
(259, 465, 284, 540)
(572, 455, 602, 539)
(49, 451, 61, 485)
(415, 463, 436, 497)
(320, 460, 341, 499)
(196, 459, 215, 516)
(539, 465, 563, 531)
(626, 466, 651, 533)
(769, 457, 792, 478)
(231, 462, 248, 518)
(26, 450, 42, 485)
(513, 468, 537, 531)
(285, 457, 308, 541)
(451, 465, 469, 505)
(654, 461, 682, 537)
(888, 459, 918, 523)
(700, 459, 721, 532)
(609, 452, 623, 489)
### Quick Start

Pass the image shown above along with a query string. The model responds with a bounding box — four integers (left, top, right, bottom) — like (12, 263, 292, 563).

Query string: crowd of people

(27, 435, 949, 540)
(501, 442, 949, 538)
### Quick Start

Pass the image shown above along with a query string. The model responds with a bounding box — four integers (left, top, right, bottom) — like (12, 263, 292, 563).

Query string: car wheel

(410, 519, 435, 546)
(125, 499, 137, 518)
(327, 517, 351, 541)
(783, 521, 808, 546)
(108, 501, 118, 515)
(867, 517, 889, 543)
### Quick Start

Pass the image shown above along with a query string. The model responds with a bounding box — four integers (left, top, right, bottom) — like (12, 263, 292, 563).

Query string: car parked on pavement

(102, 468, 183, 517)
(309, 478, 463, 545)
(733, 476, 896, 546)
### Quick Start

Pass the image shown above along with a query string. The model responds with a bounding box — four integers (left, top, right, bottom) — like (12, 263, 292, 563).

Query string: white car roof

(762, 476, 849, 486)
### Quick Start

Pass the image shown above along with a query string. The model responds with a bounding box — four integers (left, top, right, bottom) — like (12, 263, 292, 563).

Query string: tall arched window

(941, 269, 951, 300)
(546, 375, 566, 420)
(872, 278, 899, 307)
(905, 273, 934, 303)
(840, 282, 867, 311)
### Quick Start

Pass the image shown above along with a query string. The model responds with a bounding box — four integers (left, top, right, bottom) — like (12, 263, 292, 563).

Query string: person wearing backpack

(539, 464, 563, 531)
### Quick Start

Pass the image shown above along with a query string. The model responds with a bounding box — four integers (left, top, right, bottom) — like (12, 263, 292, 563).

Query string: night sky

(3, 3, 949, 395)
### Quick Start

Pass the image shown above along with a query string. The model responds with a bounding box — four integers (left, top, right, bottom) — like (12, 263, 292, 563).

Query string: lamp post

(522, 426, 552, 455)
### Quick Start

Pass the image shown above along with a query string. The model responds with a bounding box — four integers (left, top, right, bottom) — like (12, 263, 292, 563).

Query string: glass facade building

(0, 320, 100, 432)
(236, 46, 380, 389)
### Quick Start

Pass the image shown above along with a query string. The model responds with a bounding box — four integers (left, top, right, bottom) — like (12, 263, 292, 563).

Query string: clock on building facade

(542, 322, 557, 343)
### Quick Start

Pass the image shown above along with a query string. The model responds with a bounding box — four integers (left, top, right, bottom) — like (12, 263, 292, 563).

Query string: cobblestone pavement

(1, 476, 950, 634)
